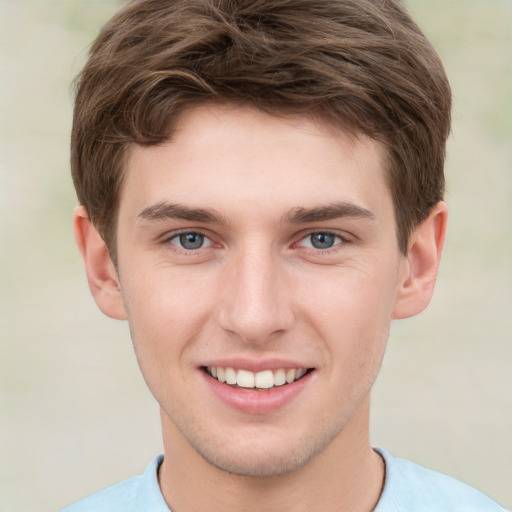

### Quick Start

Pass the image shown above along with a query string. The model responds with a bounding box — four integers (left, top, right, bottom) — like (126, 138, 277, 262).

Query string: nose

(217, 245, 294, 345)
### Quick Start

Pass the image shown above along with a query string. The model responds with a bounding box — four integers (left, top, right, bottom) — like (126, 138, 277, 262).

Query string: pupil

(311, 233, 335, 249)
(180, 233, 204, 249)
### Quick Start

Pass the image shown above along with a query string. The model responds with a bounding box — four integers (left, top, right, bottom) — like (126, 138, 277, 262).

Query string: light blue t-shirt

(61, 449, 507, 512)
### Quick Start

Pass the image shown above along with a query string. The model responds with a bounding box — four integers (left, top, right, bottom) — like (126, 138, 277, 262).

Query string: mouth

(203, 366, 313, 391)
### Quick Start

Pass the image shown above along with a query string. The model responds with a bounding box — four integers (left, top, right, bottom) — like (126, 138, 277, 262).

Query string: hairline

(102, 100, 410, 268)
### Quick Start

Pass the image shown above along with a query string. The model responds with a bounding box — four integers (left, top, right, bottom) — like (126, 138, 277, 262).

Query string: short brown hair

(71, 0, 451, 261)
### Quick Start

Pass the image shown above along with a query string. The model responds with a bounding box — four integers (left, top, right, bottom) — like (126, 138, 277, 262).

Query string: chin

(190, 429, 336, 478)
(202, 450, 312, 478)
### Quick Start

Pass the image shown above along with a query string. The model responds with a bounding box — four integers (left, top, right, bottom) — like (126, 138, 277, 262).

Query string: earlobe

(392, 201, 448, 320)
(73, 206, 127, 320)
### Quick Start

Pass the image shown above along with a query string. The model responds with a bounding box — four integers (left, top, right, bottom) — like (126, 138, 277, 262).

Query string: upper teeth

(207, 367, 308, 389)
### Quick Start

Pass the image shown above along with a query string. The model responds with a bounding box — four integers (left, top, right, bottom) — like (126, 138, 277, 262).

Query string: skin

(75, 103, 447, 512)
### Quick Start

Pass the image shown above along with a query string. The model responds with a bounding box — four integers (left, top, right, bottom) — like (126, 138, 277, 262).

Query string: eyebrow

(284, 202, 376, 224)
(137, 202, 228, 224)
(137, 201, 375, 226)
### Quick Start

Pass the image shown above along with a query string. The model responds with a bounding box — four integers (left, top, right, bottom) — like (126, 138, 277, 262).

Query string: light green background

(0, 1, 511, 511)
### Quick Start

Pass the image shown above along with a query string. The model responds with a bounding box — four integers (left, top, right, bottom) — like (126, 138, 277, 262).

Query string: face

(115, 104, 408, 477)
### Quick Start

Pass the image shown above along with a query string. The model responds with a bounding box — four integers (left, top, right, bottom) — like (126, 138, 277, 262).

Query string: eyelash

(295, 231, 348, 253)
(164, 230, 215, 252)
(162, 229, 349, 254)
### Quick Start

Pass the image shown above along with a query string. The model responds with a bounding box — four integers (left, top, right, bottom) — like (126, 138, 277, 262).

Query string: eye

(299, 232, 344, 250)
(169, 232, 212, 250)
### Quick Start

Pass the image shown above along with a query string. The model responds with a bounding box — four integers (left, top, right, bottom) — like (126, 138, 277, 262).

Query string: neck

(159, 398, 384, 512)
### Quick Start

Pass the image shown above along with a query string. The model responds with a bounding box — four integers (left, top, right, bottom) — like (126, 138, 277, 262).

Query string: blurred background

(0, 1, 510, 510)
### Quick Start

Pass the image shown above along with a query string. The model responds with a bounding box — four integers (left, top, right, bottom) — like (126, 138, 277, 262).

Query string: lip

(201, 357, 308, 373)
(200, 364, 314, 415)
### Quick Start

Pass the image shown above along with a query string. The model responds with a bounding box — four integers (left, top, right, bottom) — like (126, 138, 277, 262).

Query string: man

(62, 0, 506, 510)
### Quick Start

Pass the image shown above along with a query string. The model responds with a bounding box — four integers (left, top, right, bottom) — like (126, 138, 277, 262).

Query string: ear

(392, 201, 448, 319)
(73, 205, 127, 320)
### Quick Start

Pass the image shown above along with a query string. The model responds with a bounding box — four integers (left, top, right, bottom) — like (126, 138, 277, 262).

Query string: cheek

(300, 262, 400, 326)
(297, 263, 399, 371)
(121, 269, 214, 364)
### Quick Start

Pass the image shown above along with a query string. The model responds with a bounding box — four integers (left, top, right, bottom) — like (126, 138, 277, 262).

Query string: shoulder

(374, 448, 507, 512)
(60, 455, 169, 512)
(60, 476, 143, 512)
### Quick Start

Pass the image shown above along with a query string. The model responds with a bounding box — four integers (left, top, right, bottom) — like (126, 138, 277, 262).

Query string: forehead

(120, 103, 392, 223)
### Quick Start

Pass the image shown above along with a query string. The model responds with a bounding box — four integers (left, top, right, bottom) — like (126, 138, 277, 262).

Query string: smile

(205, 366, 310, 390)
